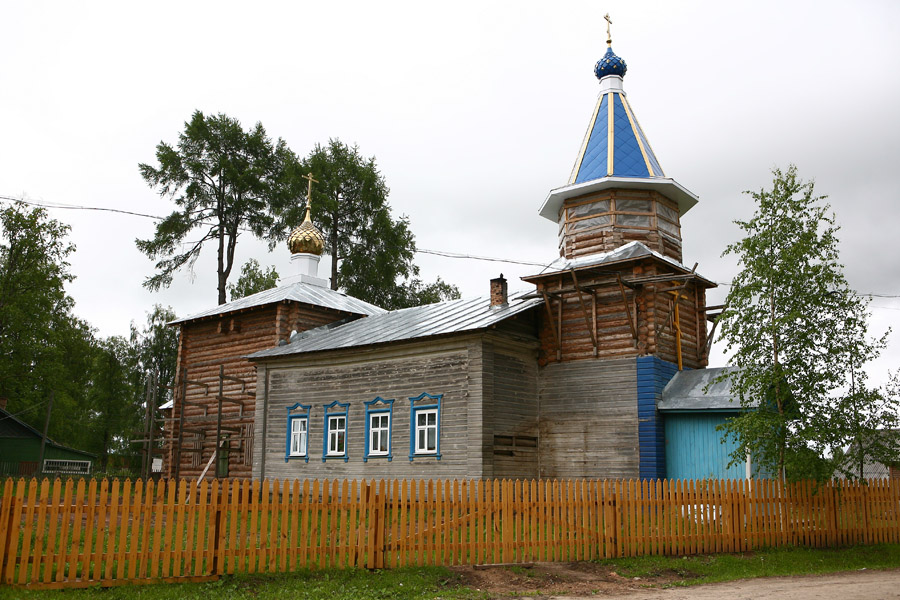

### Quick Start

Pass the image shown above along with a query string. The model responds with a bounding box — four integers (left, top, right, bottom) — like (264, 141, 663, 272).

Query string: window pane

(657, 203, 679, 221)
(659, 219, 679, 234)
(615, 198, 652, 212)
(567, 200, 610, 219)
(428, 412, 436, 426)
(427, 428, 436, 450)
(337, 432, 344, 453)
(568, 215, 611, 232)
(379, 436, 387, 452)
(616, 214, 651, 227)
(418, 413, 427, 426)
(418, 429, 425, 450)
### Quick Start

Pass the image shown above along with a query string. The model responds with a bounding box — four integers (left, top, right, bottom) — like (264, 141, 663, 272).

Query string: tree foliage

(0, 201, 86, 428)
(286, 139, 459, 309)
(228, 259, 279, 301)
(716, 166, 891, 480)
(137, 110, 300, 305)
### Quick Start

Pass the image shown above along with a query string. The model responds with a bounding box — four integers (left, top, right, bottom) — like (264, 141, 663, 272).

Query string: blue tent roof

(570, 87, 664, 183)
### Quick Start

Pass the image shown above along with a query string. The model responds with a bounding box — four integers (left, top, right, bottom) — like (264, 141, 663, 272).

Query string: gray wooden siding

(489, 346, 540, 479)
(256, 339, 475, 480)
(538, 357, 638, 479)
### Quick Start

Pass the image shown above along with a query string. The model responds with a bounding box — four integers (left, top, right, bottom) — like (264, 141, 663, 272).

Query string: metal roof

(248, 290, 542, 360)
(522, 241, 715, 287)
(659, 367, 750, 411)
(0, 407, 96, 457)
(169, 281, 385, 325)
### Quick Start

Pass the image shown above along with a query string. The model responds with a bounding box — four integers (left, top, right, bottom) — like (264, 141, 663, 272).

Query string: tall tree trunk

(330, 213, 339, 291)
(217, 226, 226, 305)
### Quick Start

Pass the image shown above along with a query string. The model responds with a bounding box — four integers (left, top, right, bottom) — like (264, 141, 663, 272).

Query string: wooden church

(164, 31, 716, 482)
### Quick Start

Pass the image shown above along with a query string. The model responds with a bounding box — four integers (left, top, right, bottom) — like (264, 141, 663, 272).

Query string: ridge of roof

(169, 280, 385, 325)
(247, 290, 542, 360)
(0, 407, 97, 458)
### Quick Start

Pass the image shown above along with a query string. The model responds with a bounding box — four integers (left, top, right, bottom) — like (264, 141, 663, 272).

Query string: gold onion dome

(287, 205, 325, 256)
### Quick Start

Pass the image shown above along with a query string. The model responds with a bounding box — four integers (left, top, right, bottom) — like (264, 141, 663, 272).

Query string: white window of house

(289, 417, 308, 457)
(369, 413, 390, 456)
(415, 408, 438, 454)
(327, 415, 346, 456)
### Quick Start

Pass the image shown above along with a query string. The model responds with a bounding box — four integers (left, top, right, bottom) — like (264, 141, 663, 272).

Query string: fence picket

(3, 475, 900, 590)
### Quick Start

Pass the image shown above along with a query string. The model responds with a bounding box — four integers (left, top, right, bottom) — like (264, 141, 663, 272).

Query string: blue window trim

(363, 397, 394, 463)
(322, 400, 350, 462)
(408, 392, 442, 462)
(285, 403, 311, 463)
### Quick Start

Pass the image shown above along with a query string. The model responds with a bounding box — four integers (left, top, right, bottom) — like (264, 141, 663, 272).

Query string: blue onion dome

(594, 46, 627, 80)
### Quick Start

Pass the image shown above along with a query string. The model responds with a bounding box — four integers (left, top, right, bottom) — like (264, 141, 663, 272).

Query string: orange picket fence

(1, 476, 899, 589)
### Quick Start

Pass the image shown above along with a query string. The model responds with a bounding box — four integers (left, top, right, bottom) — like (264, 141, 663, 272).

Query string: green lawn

(2, 544, 899, 598)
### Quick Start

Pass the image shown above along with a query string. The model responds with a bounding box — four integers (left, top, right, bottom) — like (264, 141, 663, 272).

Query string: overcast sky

(2, 1, 899, 384)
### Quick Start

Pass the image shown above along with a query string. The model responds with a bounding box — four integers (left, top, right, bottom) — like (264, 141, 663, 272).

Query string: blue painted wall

(636, 356, 679, 480)
(664, 413, 746, 480)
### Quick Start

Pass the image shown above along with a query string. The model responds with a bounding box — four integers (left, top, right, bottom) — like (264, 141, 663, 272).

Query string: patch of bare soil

(450, 561, 687, 597)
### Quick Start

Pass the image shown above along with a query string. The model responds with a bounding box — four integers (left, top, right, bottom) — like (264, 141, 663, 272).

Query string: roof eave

(538, 176, 699, 222)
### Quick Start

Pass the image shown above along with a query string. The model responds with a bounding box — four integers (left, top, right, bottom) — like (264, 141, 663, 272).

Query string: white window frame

(414, 408, 439, 455)
(327, 415, 347, 456)
(289, 416, 308, 457)
(368, 412, 391, 456)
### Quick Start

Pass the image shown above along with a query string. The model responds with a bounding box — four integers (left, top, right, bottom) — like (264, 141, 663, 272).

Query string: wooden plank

(78, 478, 97, 584)
(277, 479, 289, 572)
(92, 478, 109, 582)
(194, 479, 208, 577)
(150, 479, 166, 579)
(300, 479, 312, 569)
(172, 480, 187, 577)
(126, 479, 142, 581)
(17, 479, 37, 585)
(44, 478, 63, 584)
(399, 479, 409, 568)
(161, 479, 176, 578)
(30, 479, 50, 584)
(67, 479, 87, 583)
(289, 480, 301, 571)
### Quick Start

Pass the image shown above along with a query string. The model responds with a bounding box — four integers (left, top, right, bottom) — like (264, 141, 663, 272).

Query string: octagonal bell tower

(539, 37, 698, 263)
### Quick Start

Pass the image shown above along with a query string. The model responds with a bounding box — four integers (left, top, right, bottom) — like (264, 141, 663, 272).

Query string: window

(370, 414, 390, 454)
(289, 417, 308, 457)
(364, 397, 394, 462)
(285, 403, 311, 463)
(327, 416, 347, 455)
(415, 409, 438, 454)
(408, 392, 443, 461)
(322, 401, 350, 462)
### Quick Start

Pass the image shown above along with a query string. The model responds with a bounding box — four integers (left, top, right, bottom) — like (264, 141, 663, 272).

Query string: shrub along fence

(1, 476, 898, 589)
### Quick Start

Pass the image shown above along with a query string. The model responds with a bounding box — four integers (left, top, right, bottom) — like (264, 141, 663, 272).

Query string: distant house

(0, 404, 95, 477)
(839, 430, 900, 479)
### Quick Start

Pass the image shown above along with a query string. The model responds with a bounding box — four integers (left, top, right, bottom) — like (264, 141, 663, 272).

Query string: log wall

(535, 259, 708, 369)
(166, 301, 360, 480)
(557, 189, 683, 263)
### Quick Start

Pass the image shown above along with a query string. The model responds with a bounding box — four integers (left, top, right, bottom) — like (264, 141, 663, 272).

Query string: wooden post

(37, 392, 55, 477)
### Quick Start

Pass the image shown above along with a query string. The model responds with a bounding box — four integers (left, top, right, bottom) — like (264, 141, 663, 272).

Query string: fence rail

(1, 476, 898, 589)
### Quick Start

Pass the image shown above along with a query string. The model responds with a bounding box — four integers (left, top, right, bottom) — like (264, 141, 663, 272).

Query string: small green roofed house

(0, 405, 95, 477)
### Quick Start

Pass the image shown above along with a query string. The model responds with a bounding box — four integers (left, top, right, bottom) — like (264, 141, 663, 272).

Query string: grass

(598, 543, 900, 587)
(0, 567, 485, 600)
(2, 545, 899, 598)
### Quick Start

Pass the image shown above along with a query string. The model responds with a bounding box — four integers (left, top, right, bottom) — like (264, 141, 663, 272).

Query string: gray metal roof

(524, 241, 714, 286)
(248, 290, 542, 360)
(659, 367, 750, 411)
(170, 281, 385, 325)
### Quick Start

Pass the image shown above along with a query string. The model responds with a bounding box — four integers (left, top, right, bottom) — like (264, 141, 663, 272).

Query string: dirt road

(454, 562, 900, 599)
(543, 569, 900, 599)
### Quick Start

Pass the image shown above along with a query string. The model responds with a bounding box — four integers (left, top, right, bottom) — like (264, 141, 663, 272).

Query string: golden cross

(604, 13, 613, 46)
(301, 172, 319, 200)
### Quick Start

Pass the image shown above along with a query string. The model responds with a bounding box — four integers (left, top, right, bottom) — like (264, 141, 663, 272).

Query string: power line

(0, 399, 50, 423)
(4, 194, 900, 296)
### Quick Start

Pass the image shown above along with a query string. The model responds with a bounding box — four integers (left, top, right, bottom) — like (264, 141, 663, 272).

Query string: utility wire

(3, 194, 900, 297)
